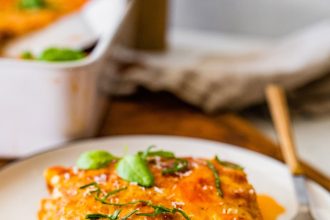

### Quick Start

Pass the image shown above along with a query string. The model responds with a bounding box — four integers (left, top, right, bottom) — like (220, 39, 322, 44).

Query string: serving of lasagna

(0, 0, 87, 39)
(39, 148, 263, 220)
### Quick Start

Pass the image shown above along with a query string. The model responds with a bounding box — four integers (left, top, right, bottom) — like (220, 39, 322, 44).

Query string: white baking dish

(0, 0, 136, 157)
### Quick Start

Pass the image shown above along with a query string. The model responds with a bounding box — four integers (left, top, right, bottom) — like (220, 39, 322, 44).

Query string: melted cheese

(39, 158, 263, 219)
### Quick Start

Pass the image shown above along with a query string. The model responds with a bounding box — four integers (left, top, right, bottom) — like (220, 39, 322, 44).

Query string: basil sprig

(116, 154, 154, 187)
(207, 161, 223, 197)
(77, 150, 115, 170)
(215, 156, 244, 170)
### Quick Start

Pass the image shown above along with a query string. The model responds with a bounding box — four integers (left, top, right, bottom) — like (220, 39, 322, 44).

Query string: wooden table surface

(1, 91, 329, 190)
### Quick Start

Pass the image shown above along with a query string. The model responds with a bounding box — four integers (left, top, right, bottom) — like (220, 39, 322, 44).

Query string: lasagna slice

(39, 150, 263, 220)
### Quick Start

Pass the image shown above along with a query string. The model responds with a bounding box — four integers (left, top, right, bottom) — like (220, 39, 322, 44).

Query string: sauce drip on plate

(258, 194, 285, 220)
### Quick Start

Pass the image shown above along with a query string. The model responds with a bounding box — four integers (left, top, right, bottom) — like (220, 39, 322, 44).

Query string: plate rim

(0, 134, 287, 173)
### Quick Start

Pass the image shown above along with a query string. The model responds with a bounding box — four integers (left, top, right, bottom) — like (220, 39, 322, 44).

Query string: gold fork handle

(266, 84, 303, 175)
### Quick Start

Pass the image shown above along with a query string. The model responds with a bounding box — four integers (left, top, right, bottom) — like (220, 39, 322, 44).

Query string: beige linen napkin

(103, 21, 330, 114)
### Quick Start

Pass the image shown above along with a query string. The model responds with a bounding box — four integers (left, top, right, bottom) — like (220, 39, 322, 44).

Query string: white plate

(0, 135, 329, 219)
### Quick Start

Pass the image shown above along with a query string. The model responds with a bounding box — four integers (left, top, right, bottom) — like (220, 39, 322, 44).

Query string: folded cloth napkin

(102, 21, 330, 114)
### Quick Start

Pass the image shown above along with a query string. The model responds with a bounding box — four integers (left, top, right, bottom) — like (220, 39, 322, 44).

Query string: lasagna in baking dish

(39, 147, 263, 220)
(0, 0, 87, 39)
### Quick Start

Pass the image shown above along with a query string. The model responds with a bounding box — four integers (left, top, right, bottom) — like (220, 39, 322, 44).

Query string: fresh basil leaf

(215, 156, 244, 170)
(20, 48, 86, 62)
(162, 159, 188, 175)
(116, 154, 154, 187)
(77, 150, 115, 170)
(39, 47, 85, 62)
(19, 0, 45, 10)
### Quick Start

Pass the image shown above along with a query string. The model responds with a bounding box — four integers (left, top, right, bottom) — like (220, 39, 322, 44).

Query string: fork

(266, 84, 314, 220)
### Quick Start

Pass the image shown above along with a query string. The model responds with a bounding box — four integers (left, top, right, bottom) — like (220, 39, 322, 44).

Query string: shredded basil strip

(86, 213, 110, 219)
(116, 154, 154, 187)
(173, 208, 191, 220)
(215, 156, 244, 170)
(162, 158, 188, 175)
(79, 182, 99, 189)
(103, 187, 128, 200)
(137, 205, 190, 220)
(147, 150, 175, 158)
(79, 182, 128, 205)
(136, 204, 171, 217)
(139, 146, 175, 159)
(141, 146, 154, 159)
(111, 210, 121, 219)
(121, 209, 138, 220)
(86, 209, 121, 220)
(95, 199, 145, 207)
(207, 161, 223, 197)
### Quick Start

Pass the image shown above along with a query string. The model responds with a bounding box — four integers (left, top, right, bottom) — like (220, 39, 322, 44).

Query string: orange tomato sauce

(258, 194, 285, 220)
